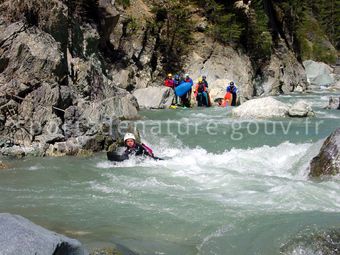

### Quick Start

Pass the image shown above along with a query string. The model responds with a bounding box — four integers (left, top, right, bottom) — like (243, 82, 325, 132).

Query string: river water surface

(0, 92, 339, 254)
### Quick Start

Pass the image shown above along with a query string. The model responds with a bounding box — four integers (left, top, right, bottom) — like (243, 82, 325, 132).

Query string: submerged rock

(0, 160, 8, 169)
(324, 96, 340, 110)
(0, 213, 88, 255)
(91, 246, 139, 255)
(133, 87, 174, 109)
(232, 97, 289, 118)
(280, 227, 340, 255)
(309, 128, 340, 177)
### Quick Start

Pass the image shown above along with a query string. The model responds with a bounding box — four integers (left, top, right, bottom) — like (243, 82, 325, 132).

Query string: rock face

(133, 87, 174, 109)
(0, 213, 88, 255)
(257, 48, 308, 95)
(184, 35, 254, 102)
(309, 128, 340, 177)
(303, 60, 335, 86)
(0, 1, 140, 157)
(288, 100, 315, 117)
(232, 97, 290, 118)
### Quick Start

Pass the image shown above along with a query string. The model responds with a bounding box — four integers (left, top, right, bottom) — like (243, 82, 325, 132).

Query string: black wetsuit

(107, 143, 163, 161)
(124, 143, 152, 158)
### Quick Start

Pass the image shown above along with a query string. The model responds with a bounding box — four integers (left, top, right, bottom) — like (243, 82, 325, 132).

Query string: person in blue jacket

(226, 81, 238, 106)
(173, 74, 181, 105)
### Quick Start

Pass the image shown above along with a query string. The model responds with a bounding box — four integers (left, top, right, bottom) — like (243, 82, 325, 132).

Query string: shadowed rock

(309, 128, 340, 177)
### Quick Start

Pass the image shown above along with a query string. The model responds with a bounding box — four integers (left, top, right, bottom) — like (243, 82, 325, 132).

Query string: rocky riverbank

(0, 0, 338, 158)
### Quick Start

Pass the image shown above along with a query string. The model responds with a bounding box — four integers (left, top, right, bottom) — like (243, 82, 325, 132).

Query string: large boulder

(232, 97, 290, 118)
(0, 213, 88, 255)
(133, 87, 174, 109)
(288, 100, 315, 117)
(309, 128, 340, 177)
(303, 60, 334, 86)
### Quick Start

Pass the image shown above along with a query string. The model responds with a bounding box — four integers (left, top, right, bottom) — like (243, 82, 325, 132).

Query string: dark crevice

(150, 27, 162, 74)
(203, 42, 215, 65)
(137, 27, 150, 61)
(263, 0, 290, 48)
(0, 58, 9, 73)
(125, 84, 135, 92)
(52, 242, 75, 255)
(17, 83, 42, 100)
(24, 9, 39, 27)
(132, 55, 143, 70)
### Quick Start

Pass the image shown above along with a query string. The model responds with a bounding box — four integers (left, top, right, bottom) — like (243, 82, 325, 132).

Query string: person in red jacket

(164, 73, 174, 88)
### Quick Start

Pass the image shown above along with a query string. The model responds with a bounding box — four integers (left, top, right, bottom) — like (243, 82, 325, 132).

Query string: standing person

(179, 73, 185, 84)
(202, 75, 211, 106)
(164, 73, 174, 88)
(194, 77, 209, 106)
(226, 81, 238, 106)
(184, 73, 193, 85)
(173, 74, 181, 105)
(202, 75, 208, 88)
(180, 73, 193, 107)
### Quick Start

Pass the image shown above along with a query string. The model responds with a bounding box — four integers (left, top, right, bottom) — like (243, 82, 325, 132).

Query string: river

(0, 91, 339, 254)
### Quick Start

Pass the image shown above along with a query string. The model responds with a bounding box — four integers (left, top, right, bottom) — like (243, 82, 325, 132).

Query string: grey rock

(324, 96, 340, 110)
(259, 47, 308, 96)
(0, 22, 66, 88)
(0, 213, 88, 255)
(81, 94, 139, 122)
(133, 87, 174, 109)
(0, 144, 46, 158)
(46, 139, 81, 157)
(288, 100, 314, 117)
(232, 97, 290, 118)
(34, 133, 65, 144)
(303, 60, 334, 86)
(309, 128, 340, 177)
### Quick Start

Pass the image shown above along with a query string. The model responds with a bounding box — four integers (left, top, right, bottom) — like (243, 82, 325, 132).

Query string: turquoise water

(0, 92, 339, 254)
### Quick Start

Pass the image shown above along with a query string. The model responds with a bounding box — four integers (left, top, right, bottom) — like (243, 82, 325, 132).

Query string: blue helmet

(174, 74, 179, 79)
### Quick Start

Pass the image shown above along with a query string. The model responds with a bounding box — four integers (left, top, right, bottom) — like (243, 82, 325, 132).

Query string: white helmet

(124, 133, 136, 142)
(185, 73, 189, 77)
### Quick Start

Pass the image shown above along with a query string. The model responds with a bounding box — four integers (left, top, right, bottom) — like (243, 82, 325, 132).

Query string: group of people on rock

(164, 73, 238, 107)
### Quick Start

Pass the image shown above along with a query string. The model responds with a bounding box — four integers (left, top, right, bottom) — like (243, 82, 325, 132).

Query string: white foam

(138, 141, 314, 180)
